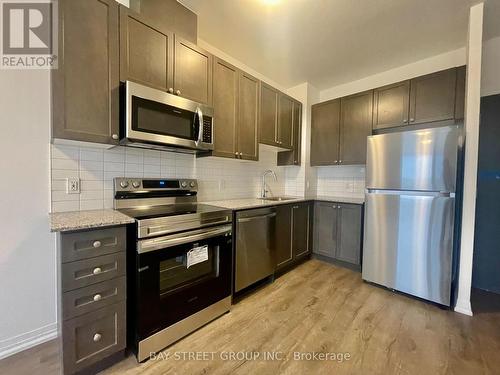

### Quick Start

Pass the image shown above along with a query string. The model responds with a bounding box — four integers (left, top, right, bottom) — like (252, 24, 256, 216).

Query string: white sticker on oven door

(186, 245, 209, 268)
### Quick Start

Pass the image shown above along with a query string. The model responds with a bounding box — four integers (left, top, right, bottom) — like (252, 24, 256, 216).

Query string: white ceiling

(179, 0, 500, 90)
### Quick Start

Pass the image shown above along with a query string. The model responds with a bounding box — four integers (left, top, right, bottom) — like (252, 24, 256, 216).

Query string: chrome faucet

(261, 170, 277, 198)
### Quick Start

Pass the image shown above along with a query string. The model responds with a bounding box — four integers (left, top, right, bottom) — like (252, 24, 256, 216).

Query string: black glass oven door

(132, 96, 199, 141)
(136, 230, 232, 340)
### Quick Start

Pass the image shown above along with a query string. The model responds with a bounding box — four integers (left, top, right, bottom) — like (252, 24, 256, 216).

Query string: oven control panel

(114, 178, 198, 192)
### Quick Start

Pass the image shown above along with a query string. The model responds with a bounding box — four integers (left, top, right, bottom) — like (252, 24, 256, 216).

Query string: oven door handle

(138, 224, 232, 254)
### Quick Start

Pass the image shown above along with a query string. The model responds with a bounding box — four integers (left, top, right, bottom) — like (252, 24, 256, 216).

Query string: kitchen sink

(261, 197, 296, 201)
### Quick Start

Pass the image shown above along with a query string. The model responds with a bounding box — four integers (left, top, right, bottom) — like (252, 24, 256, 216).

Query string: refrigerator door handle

(366, 189, 453, 198)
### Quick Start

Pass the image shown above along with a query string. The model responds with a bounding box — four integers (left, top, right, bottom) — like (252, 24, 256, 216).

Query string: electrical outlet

(67, 177, 80, 194)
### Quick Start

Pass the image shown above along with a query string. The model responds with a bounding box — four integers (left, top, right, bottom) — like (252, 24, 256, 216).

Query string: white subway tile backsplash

(316, 165, 366, 198)
(80, 160, 103, 172)
(51, 144, 293, 213)
(52, 158, 78, 170)
(80, 169, 104, 181)
(52, 169, 78, 180)
(80, 148, 103, 161)
(80, 190, 104, 201)
(80, 200, 104, 211)
(51, 145, 79, 160)
(52, 200, 80, 212)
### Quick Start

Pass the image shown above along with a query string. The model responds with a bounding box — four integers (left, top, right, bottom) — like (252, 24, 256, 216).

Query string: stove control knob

(120, 181, 129, 188)
(181, 181, 188, 188)
(132, 181, 141, 189)
(190, 181, 196, 188)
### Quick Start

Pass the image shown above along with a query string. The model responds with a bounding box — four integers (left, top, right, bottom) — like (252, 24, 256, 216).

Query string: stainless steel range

(114, 177, 233, 362)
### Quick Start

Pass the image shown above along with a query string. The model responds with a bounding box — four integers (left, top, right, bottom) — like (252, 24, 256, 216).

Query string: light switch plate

(67, 178, 80, 194)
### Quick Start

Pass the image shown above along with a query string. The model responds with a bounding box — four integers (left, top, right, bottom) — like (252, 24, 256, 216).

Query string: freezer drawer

(366, 125, 461, 192)
(362, 191, 455, 305)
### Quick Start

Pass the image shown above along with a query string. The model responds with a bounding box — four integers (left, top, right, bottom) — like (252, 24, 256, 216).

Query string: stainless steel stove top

(114, 177, 232, 239)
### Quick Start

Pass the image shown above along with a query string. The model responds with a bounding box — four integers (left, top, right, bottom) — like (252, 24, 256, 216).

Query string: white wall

(0, 70, 57, 359)
(481, 36, 500, 97)
(320, 47, 467, 103)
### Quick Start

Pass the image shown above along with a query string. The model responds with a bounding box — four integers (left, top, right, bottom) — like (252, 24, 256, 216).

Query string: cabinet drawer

(60, 226, 126, 263)
(62, 277, 126, 320)
(62, 253, 126, 292)
(62, 301, 126, 374)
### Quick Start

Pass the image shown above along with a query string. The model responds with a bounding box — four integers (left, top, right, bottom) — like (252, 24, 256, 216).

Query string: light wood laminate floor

(1, 259, 499, 375)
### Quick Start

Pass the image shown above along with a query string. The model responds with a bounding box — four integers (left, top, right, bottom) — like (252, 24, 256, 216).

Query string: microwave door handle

(195, 107, 204, 146)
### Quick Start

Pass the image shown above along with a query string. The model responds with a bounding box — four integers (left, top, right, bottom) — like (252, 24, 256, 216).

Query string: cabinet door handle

(410, 118, 415, 122)
(334, 160, 338, 164)
(175, 90, 181, 96)
(111, 134, 118, 140)
(403, 119, 408, 123)
(93, 294, 102, 302)
(339, 160, 342, 164)
(168, 88, 174, 94)
(93, 333, 102, 342)
(92, 267, 102, 275)
(92, 240, 101, 248)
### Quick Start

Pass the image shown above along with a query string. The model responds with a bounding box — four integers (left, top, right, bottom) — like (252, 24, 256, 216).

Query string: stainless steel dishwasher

(235, 207, 277, 292)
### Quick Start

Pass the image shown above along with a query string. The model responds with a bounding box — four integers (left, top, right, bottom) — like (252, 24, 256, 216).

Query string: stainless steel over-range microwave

(120, 81, 214, 153)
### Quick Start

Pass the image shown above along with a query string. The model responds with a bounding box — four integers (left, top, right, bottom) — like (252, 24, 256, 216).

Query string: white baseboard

(454, 300, 473, 316)
(0, 323, 58, 360)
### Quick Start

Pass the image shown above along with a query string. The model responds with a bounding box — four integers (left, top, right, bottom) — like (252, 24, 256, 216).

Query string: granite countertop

(204, 196, 364, 210)
(50, 209, 135, 232)
(49, 196, 364, 232)
(202, 197, 308, 210)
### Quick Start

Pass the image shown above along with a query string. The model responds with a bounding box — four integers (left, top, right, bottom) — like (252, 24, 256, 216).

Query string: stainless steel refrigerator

(362, 125, 462, 306)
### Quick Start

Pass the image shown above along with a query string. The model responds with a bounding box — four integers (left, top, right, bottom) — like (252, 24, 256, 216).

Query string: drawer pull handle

(93, 241, 102, 248)
(93, 294, 102, 302)
(93, 333, 102, 342)
(92, 267, 102, 275)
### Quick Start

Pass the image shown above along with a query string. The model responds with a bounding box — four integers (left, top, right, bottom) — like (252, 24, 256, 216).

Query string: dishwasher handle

(237, 212, 276, 223)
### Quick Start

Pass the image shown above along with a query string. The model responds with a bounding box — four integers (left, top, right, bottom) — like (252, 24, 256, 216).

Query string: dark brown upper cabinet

(119, 6, 173, 93)
(259, 83, 296, 150)
(409, 68, 457, 125)
(137, 0, 198, 44)
(120, 7, 212, 105)
(373, 81, 410, 130)
(278, 100, 302, 166)
(278, 94, 294, 149)
(212, 58, 238, 159)
(52, 0, 120, 145)
(259, 82, 279, 146)
(339, 90, 373, 165)
(210, 58, 259, 161)
(174, 37, 213, 105)
(310, 99, 341, 166)
(237, 71, 260, 161)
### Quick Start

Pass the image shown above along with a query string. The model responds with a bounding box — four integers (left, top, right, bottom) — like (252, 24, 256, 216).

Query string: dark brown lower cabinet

(275, 202, 312, 270)
(58, 226, 127, 374)
(313, 201, 363, 270)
